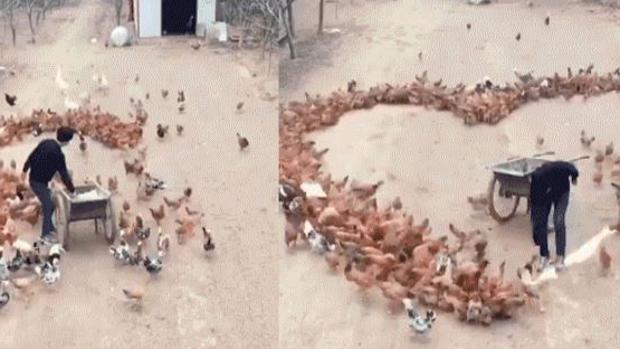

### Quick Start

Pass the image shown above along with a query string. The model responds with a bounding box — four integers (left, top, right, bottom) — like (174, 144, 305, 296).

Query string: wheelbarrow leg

(95, 219, 99, 234)
(526, 198, 531, 214)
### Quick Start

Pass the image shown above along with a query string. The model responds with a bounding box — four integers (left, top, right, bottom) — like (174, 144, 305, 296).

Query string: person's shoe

(40, 233, 59, 245)
(538, 256, 550, 272)
(555, 256, 566, 272)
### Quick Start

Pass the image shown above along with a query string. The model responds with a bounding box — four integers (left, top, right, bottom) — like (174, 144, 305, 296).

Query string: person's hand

(20, 172, 26, 181)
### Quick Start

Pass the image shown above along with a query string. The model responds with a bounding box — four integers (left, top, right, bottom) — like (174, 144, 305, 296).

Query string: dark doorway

(162, 0, 197, 35)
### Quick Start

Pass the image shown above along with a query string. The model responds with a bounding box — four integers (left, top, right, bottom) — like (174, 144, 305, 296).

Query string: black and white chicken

(136, 227, 151, 241)
(402, 298, 437, 334)
(7, 250, 24, 272)
(110, 241, 132, 264)
(0, 291, 9, 309)
(48, 243, 65, 263)
(145, 175, 166, 191)
(304, 221, 334, 255)
(0, 251, 9, 281)
(23, 242, 44, 270)
(143, 251, 164, 275)
(35, 258, 61, 286)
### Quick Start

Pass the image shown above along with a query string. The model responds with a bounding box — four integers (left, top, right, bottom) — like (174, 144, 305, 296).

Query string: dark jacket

(530, 161, 578, 205)
(23, 139, 75, 192)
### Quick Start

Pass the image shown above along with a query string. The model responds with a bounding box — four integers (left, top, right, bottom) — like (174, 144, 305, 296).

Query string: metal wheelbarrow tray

(52, 183, 117, 250)
(487, 157, 550, 222)
(486, 152, 589, 223)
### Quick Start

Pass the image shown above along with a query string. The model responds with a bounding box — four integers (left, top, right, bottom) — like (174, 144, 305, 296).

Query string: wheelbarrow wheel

(52, 192, 70, 250)
(487, 176, 520, 223)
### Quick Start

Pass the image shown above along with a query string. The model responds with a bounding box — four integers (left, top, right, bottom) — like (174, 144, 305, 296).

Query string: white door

(138, 0, 162, 37)
(197, 0, 216, 35)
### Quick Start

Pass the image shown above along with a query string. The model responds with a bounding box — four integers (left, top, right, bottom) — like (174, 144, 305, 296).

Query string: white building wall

(196, 0, 216, 36)
(138, 0, 162, 38)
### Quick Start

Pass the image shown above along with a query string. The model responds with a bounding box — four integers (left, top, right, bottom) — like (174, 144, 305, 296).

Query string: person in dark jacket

(22, 127, 76, 245)
(530, 160, 579, 271)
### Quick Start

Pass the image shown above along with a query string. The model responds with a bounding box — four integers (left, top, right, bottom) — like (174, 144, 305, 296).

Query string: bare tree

(1, 0, 19, 46)
(36, 0, 53, 25)
(22, 0, 37, 41)
(280, 0, 295, 59)
(114, 0, 122, 25)
(286, 0, 293, 37)
(318, 0, 324, 34)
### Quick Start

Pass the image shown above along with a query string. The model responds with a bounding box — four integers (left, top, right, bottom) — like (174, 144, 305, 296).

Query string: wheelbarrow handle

(566, 155, 590, 163)
(486, 151, 555, 170)
(532, 151, 555, 158)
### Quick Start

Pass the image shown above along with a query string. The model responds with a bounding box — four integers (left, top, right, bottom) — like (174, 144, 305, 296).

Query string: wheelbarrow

(52, 183, 116, 250)
(485, 152, 589, 223)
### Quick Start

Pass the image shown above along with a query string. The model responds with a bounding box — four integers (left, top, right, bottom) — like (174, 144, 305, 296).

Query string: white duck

(64, 96, 80, 110)
(55, 67, 69, 93)
(93, 73, 109, 91)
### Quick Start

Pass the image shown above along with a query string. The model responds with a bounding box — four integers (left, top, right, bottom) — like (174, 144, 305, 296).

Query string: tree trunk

(9, 9, 16, 47)
(282, 6, 296, 59)
(115, 0, 122, 25)
(27, 7, 36, 38)
(43, 0, 50, 20)
(287, 0, 295, 38)
(318, 0, 324, 35)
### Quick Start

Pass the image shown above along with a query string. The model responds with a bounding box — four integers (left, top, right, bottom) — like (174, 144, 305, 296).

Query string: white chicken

(55, 67, 69, 93)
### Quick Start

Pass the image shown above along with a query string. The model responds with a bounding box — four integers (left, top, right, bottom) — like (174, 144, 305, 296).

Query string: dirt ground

(280, 1, 620, 348)
(0, 1, 278, 348)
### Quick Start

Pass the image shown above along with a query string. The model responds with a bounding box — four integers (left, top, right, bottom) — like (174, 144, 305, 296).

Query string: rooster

(4, 93, 16, 106)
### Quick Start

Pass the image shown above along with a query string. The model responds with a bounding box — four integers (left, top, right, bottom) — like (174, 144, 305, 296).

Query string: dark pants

(29, 180, 56, 238)
(531, 192, 569, 258)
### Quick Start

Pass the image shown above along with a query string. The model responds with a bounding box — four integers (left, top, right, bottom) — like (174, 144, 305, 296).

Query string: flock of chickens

(0, 97, 220, 309)
(0, 165, 67, 306)
(279, 66, 620, 330)
(0, 107, 143, 149)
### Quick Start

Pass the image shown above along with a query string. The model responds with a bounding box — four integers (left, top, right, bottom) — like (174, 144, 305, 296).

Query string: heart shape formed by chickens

(279, 67, 620, 327)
